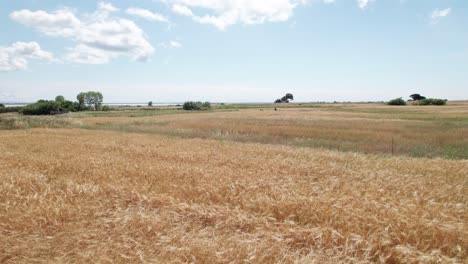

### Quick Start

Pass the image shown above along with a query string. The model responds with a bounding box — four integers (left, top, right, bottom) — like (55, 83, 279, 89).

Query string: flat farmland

(76, 102, 468, 159)
(0, 102, 467, 263)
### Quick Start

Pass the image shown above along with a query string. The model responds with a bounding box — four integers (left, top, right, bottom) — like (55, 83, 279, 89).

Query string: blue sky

(0, 0, 466, 103)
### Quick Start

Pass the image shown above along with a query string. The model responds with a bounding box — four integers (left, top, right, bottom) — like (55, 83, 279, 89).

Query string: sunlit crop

(1, 127, 466, 263)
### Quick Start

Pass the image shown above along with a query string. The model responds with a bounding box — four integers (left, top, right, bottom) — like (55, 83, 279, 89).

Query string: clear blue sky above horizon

(0, 0, 467, 103)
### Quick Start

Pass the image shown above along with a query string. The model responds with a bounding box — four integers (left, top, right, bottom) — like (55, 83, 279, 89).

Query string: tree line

(21, 91, 105, 115)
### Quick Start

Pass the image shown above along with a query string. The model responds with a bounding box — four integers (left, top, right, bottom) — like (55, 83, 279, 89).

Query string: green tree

(409, 94, 426, 101)
(148, 101, 153, 107)
(55, 95, 65, 102)
(77, 92, 86, 108)
(284, 93, 294, 101)
(83, 91, 103, 110)
(275, 93, 294, 103)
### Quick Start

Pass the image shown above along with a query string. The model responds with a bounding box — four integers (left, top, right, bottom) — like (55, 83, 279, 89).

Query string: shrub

(60, 100, 83, 112)
(418, 98, 447, 106)
(0, 106, 23, 113)
(21, 101, 62, 115)
(102, 105, 111, 111)
(183, 101, 211, 111)
(202, 101, 211, 109)
(0, 104, 4, 107)
(431, 99, 447, 105)
(387, 98, 407, 106)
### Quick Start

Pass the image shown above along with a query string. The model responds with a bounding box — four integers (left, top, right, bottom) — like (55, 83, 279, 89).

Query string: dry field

(0, 103, 467, 263)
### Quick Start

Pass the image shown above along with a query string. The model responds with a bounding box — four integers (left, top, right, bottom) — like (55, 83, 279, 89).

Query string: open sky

(0, 0, 467, 103)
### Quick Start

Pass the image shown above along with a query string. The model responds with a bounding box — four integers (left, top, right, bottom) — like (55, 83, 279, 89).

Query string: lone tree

(275, 93, 294, 103)
(410, 94, 426, 101)
(148, 101, 153, 107)
(77, 91, 103, 110)
(85, 91, 103, 110)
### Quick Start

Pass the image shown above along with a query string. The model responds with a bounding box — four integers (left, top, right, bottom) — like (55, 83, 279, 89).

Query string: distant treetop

(409, 94, 426, 101)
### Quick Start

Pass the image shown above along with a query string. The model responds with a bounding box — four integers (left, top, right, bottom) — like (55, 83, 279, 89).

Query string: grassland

(0, 102, 467, 263)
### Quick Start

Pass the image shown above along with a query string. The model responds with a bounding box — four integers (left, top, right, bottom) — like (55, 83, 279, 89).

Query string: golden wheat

(0, 128, 466, 263)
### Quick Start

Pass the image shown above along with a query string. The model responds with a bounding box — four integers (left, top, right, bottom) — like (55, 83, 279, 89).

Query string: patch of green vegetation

(0, 106, 23, 114)
(410, 145, 468, 160)
(183, 101, 211, 110)
(387, 97, 407, 105)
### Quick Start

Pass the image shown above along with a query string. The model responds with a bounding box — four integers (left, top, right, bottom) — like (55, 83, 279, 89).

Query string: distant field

(0, 102, 467, 263)
(73, 101, 468, 159)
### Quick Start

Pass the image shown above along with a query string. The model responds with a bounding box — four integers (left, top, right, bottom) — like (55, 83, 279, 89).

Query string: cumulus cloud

(167, 0, 305, 30)
(126, 7, 168, 22)
(0, 42, 55, 72)
(10, 9, 80, 37)
(431, 7, 451, 22)
(10, 3, 154, 64)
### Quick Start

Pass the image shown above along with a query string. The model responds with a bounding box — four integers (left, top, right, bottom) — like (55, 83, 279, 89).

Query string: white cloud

(357, 0, 373, 10)
(10, 9, 80, 37)
(64, 44, 111, 64)
(10, 3, 154, 64)
(98, 2, 119, 12)
(0, 42, 55, 72)
(431, 7, 451, 21)
(171, 4, 194, 17)
(170, 41, 182, 48)
(167, 0, 305, 30)
(126, 7, 168, 22)
(160, 41, 183, 48)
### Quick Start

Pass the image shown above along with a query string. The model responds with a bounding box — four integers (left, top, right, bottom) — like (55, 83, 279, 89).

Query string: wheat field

(1, 115, 467, 263)
(76, 102, 468, 159)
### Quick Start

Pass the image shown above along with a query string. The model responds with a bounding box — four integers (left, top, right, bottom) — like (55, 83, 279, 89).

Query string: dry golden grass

(1, 128, 466, 263)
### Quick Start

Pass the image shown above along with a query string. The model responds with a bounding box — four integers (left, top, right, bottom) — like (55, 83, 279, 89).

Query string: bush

(101, 105, 111, 111)
(21, 101, 62, 115)
(387, 98, 407, 105)
(60, 100, 83, 112)
(183, 101, 211, 111)
(21, 98, 91, 115)
(0, 104, 4, 107)
(431, 99, 447, 105)
(418, 98, 447, 106)
(0, 106, 22, 113)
